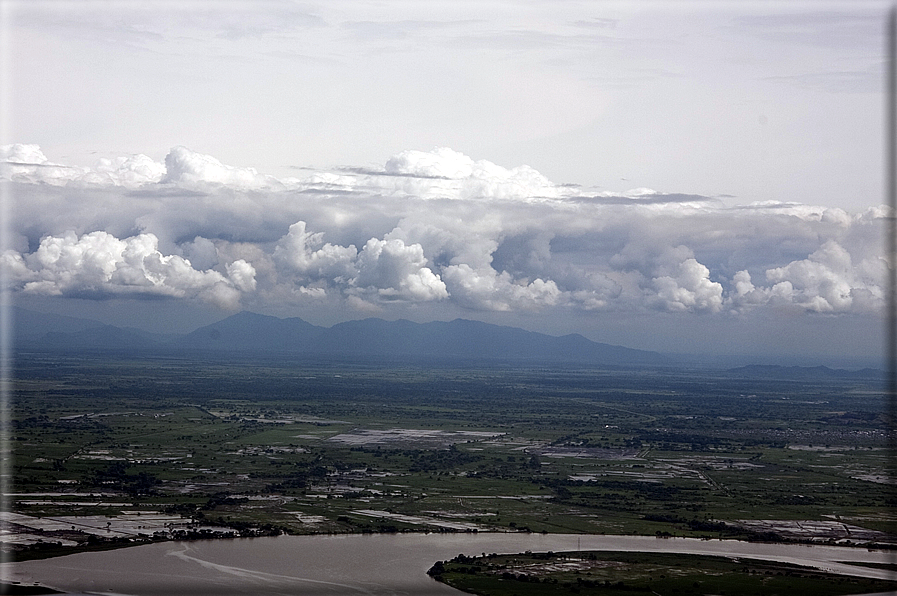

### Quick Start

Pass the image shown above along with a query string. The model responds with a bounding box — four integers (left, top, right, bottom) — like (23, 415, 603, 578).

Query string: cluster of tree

(88, 461, 159, 495)
(643, 513, 743, 536)
(543, 477, 690, 510)
(201, 493, 249, 510)
(406, 445, 482, 473)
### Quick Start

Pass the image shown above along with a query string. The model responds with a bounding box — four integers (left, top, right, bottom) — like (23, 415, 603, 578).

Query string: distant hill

(12, 308, 884, 372)
(13, 308, 667, 366)
(725, 364, 884, 380)
(302, 317, 664, 364)
(178, 311, 322, 352)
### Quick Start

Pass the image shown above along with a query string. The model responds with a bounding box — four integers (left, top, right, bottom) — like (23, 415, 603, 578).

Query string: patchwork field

(7, 353, 894, 561)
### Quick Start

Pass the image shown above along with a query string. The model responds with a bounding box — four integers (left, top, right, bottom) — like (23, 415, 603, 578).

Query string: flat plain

(7, 352, 893, 566)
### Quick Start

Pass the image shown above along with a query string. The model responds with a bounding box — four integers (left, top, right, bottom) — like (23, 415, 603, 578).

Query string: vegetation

(8, 352, 894, 561)
(428, 551, 897, 596)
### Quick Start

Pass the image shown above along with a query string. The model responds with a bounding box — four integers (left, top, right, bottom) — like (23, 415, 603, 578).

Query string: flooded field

(8, 356, 895, 562)
(0, 510, 236, 547)
(327, 428, 503, 447)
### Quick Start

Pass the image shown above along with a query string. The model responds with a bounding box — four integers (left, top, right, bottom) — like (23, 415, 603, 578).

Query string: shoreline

(8, 532, 897, 595)
(8, 524, 896, 563)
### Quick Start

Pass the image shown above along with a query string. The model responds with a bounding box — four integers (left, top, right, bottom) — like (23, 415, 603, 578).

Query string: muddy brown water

(5, 533, 895, 595)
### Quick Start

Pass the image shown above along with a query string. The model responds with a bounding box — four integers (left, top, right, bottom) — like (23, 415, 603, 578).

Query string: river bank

(5, 532, 896, 595)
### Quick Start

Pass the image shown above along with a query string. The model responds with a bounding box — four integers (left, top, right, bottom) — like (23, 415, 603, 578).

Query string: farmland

(6, 353, 893, 561)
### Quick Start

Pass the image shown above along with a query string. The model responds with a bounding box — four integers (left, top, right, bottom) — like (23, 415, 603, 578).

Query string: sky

(0, 1, 891, 366)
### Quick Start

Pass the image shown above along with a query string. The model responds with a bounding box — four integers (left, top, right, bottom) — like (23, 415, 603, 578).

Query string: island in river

(428, 549, 897, 596)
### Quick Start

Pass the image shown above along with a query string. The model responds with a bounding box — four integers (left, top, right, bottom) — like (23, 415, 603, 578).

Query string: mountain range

(10, 308, 667, 366)
(10, 308, 886, 376)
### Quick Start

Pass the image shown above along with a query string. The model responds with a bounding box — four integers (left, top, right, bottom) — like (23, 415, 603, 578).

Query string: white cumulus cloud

(2, 145, 889, 324)
(650, 258, 724, 313)
(226, 259, 257, 293)
(443, 264, 560, 311)
(272, 221, 446, 303)
(162, 146, 284, 190)
(274, 221, 358, 280)
(83, 154, 166, 187)
(353, 238, 447, 301)
(382, 147, 561, 201)
(764, 240, 884, 313)
(5, 230, 248, 309)
(1, 144, 165, 188)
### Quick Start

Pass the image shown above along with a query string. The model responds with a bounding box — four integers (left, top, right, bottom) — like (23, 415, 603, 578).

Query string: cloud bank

(2, 144, 888, 321)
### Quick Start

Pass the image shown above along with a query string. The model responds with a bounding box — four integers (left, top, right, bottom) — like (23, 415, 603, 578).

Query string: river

(5, 533, 896, 595)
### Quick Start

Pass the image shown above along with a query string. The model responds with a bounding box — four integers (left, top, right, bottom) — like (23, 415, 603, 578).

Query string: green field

(7, 353, 894, 560)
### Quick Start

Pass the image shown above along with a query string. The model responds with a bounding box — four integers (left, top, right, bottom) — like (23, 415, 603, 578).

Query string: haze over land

(1, 2, 888, 365)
